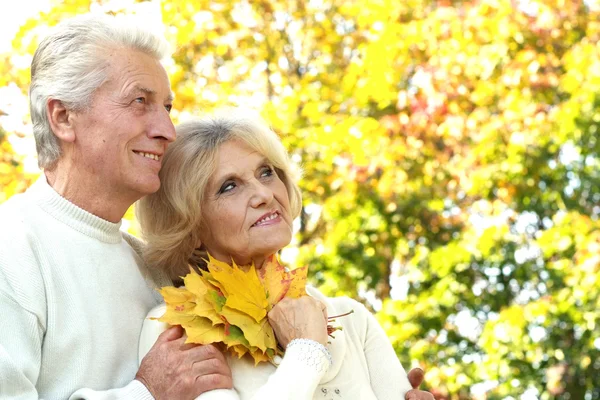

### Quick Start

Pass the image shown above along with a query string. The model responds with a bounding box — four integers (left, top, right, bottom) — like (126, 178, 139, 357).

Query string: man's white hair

(29, 13, 171, 169)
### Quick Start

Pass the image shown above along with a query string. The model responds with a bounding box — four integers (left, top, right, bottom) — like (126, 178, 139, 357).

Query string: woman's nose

(249, 181, 274, 208)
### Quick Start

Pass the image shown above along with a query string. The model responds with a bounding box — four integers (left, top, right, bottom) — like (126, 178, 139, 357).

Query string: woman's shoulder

(306, 285, 366, 307)
(305, 285, 371, 326)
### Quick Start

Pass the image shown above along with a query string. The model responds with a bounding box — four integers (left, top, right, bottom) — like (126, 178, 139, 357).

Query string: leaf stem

(327, 309, 354, 320)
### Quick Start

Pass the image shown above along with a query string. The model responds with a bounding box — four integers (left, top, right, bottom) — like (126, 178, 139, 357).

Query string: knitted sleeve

(68, 381, 154, 399)
(0, 289, 45, 398)
(358, 302, 413, 399)
(247, 339, 331, 399)
(0, 221, 46, 399)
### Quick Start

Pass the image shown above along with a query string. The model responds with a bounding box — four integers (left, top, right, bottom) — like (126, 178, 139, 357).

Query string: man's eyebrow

(127, 86, 174, 102)
(127, 86, 155, 96)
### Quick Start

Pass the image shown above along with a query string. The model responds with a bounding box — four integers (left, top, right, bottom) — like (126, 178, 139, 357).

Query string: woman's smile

(251, 211, 282, 227)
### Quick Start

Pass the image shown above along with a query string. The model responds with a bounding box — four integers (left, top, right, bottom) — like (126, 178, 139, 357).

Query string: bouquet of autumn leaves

(157, 254, 309, 365)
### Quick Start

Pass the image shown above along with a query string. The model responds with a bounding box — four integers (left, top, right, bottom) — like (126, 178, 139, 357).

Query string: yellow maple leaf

(159, 286, 198, 325)
(202, 270, 230, 298)
(286, 264, 308, 299)
(249, 348, 271, 365)
(229, 344, 249, 359)
(159, 285, 195, 304)
(176, 269, 223, 325)
(193, 298, 223, 326)
(222, 324, 250, 348)
(183, 268, 209, 297)
(184, 317, 227, 344)
(157, 253, 308, 364)
(206, 255, 269, 323)
(221, 305, 277, 352)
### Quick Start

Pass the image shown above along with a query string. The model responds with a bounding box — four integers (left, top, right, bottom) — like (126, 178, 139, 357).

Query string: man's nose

(148, 107, 176, 142)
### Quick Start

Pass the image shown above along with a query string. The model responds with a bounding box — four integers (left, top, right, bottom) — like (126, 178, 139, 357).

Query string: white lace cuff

(285, 338, 333, 372)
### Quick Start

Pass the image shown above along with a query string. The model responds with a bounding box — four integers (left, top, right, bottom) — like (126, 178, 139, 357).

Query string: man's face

(69, 48, 175, 199)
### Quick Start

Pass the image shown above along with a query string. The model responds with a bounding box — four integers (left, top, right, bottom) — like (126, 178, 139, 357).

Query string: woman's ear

(47, 99, 76, 143)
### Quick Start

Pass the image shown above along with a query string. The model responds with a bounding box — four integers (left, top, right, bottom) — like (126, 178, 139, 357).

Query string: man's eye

(134, 97, 146, 104)
(165, 104, 173, 112)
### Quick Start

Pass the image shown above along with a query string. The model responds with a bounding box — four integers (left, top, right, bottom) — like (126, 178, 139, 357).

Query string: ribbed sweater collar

(29, 176, 123, 244)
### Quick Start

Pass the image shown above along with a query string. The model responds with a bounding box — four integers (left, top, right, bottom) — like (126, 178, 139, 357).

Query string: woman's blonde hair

(136, 108, 302, 279)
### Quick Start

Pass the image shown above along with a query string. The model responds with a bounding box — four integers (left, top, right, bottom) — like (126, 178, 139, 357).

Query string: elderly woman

(136, 109, 433, 400)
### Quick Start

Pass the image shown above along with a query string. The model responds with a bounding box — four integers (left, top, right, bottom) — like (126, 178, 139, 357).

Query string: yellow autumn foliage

(159, 254, 308, 365)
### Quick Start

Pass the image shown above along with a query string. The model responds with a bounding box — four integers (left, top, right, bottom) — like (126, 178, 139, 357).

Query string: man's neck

(44, 169, 136, 223)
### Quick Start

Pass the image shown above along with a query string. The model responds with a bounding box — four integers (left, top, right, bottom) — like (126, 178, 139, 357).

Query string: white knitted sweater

(0, 177, 169, 399)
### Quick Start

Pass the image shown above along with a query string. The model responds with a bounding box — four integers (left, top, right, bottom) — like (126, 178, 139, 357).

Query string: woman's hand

(267, 296, 328, 347)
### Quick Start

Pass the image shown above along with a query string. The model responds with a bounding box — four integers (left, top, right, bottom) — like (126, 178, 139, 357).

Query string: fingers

(190, 347, 233, 394)
(407, 367, 425, 389)
(189, 344, 228, 370)
(320, 300, 328, 322)
(192, 353, 232, 388)
(194, 372, 234, 393)
(405, 389, 435, 400)
(137, 338, 233, 398)
(268, 296, 329, 348)
(156, 325, 184, 343)
(179, 339, 200, 351)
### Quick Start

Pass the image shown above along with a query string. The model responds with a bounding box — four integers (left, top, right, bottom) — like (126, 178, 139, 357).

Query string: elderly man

(0, 13, 232, 399)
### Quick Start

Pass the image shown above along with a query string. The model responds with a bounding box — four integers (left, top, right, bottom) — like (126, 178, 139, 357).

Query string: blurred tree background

(1, 0, 599, 398)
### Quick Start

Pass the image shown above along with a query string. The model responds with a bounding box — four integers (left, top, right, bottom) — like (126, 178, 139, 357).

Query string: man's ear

(47, 99, 76, 143)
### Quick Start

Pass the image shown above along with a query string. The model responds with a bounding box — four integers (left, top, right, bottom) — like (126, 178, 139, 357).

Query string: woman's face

(197, 139, 294, 268)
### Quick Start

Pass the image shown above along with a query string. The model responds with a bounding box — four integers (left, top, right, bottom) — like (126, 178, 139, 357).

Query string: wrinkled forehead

(208, 139, 267, 178)
(219, 139, 266, 167)
(103, 47, 173, 99)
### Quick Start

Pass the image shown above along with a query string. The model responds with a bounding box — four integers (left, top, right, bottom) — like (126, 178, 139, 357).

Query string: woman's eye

(260, 166, 274, 178)
(219, 182, 236, 194)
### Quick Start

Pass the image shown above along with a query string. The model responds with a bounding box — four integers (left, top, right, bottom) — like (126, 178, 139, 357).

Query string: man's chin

(134, 177, 162, 197)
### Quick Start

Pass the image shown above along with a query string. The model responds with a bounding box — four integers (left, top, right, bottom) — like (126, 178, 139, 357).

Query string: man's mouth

(133, 151, 161, 161)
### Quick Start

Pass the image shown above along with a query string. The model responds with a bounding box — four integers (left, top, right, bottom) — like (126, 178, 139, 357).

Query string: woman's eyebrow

(211, 155, 271, 186)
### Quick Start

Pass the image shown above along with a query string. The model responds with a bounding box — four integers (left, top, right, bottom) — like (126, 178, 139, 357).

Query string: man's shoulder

(0, 193, 47, 311)
(0, 191, 27, 213)
(0, 192, 36, 240)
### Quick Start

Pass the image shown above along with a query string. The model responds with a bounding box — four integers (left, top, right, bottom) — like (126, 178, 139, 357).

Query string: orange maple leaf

(259, 254, 292, 308)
